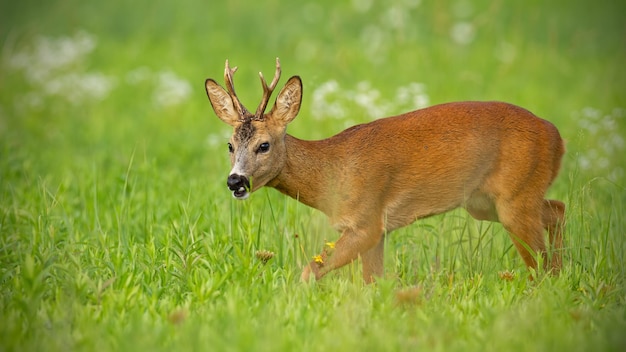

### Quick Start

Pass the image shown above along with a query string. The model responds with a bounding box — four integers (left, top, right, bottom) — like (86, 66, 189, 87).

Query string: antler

(254, 57, 282, 118)
(224, 60, 250, 117)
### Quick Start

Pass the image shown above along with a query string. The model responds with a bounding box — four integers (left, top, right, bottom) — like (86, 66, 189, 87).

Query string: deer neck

(269, 134, 334, 214)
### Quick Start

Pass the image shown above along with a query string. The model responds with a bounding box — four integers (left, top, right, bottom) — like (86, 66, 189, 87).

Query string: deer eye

(257, 142, 270, 153)
(227, 143, 234, 153)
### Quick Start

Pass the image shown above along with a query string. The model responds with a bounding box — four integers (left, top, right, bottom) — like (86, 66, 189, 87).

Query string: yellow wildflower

(323, 241, 335, 257)
(313, 255, 324, 264)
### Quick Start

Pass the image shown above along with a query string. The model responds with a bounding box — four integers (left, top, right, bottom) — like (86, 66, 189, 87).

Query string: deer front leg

(301, 226, 383, 282)
(360, 236, 385, 283)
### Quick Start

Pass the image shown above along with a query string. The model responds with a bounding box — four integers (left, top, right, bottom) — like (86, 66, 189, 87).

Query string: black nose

(227, 174, 250, 191)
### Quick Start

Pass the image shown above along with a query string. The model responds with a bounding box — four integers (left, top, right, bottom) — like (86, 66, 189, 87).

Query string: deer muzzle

(227, 174, 250, 200)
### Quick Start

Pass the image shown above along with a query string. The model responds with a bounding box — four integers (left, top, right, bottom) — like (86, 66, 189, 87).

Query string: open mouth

(227, 174, 251, 200)
(232, 186, 250, 200)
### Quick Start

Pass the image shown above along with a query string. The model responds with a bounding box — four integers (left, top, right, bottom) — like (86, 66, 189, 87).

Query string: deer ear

(205, 79, 240, 126)
(270, 76, 302, 125)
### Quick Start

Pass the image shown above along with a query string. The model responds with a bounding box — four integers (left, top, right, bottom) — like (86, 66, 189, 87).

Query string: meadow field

(1, 0, 625, 351)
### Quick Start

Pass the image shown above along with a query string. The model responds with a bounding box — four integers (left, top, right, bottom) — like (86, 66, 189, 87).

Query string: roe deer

(204, 58, 565, 283)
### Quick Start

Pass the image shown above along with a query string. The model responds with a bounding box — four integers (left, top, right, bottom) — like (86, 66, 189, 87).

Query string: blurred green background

(2, 0, 624, 176)
(1, 0, 625, 351)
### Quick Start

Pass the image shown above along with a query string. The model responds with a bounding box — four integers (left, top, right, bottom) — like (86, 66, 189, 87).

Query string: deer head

(205, 58, 303, 199)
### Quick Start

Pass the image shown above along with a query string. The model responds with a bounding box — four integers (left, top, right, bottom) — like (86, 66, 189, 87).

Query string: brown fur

(205, 60, 565, 283)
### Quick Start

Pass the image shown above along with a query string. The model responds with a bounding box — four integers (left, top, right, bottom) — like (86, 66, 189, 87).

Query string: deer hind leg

(542, 199, 565, 273)
(496, 198, 548, 272)
(465, 191, 499, 222)
(301, 226, 383, 283)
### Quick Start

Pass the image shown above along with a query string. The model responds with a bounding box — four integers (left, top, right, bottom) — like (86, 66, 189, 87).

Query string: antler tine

(254, 57, 282, 118)
(224, 59, 249, 117)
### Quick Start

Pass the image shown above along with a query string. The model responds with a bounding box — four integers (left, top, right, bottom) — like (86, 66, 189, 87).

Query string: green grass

(1, 0, 625, 351)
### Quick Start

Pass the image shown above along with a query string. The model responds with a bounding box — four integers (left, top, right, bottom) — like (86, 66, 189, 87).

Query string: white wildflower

(153, 71, 192, 107)
(450, 22, 475, 45)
